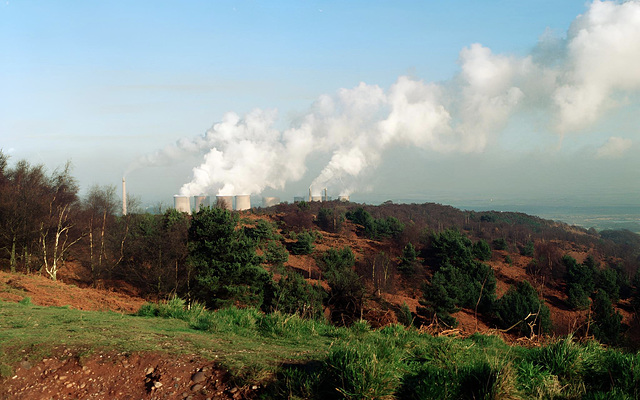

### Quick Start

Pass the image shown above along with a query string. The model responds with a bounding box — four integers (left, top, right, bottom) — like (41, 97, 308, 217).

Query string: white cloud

(596, 136, 632, 159)
(132, 0, 640, 199)
(553, 0, 640, 132)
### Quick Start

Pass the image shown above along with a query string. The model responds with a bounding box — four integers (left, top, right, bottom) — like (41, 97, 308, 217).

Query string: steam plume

(133, 1, 640, 197)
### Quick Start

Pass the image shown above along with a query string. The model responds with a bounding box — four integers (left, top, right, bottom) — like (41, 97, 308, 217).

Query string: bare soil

(0, 270, 144, 313)
(2, 348, 256, 400)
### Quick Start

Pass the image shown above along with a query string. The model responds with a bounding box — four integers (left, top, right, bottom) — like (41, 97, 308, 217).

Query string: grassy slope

(0, 300, 330, 382)
(3, 299, 640, 399)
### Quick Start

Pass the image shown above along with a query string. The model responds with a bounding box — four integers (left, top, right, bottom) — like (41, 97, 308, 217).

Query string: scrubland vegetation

(4, 297, 640, 399)
(3, 152, 640, 398)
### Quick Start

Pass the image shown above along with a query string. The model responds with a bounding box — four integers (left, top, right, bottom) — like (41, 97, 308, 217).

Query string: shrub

(317, 207, 344, 233)
(567, 283, 591, 310)
(18, 296, 32, 306)
(398, 243, 418, 275)
(320, 247, 365, 326)
(397, 303, 413, 327)
(243, 219, 276, 244)
(496, 280, 552, 336)
(431, 229, 473, 268)
(472, 240, 492, 261)
(590, 290, 623, 345)
(520, 241, 535, 257)
(419, 229, 497, 327)
(189, 207, 271, 309)
(345, 207, 404, 240)
(290, 231, 315, 255)
(492, 238, 508, 251)
(265, 271, 325, 318)
(264, 240, 289, 267)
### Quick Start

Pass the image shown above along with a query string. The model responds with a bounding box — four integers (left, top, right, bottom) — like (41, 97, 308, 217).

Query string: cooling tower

(235, 195, 251, 211)
(338, 195, 350, 202)
(262, 197, 280, 208)
(194, 195, 210, 211)
(174, 195, 191, 214)
(216, 195, 233, 210)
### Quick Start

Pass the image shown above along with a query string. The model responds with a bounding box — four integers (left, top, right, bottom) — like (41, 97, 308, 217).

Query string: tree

(346, 207, 376, 238)
(290, 231, 315, 255)
(418, 229, 497, 327)
(317, 207, 343, 233)
(398, 243, 418, 274)
(472, 240, 492, 261)
(590, 290, 623, 345)
(492, 238, 508, 251)
(319, 247, 364, 325)
(0, 159, 50, 273)
(496, 280, 552, 336)
(264, 240, 289, 268)
(264, 271, 325, 318)
(370, 251, 393, 296)
(38, 162, 83, 280)
(430, 229, 473, 268)
(564, 255, 595, 310)
(188, 207, 270, 309)
(520, 241, 535, 257)
(81, 185, 118, 282)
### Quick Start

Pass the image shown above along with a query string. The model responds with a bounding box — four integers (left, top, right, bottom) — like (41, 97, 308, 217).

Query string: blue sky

(1, 1, 639, 210)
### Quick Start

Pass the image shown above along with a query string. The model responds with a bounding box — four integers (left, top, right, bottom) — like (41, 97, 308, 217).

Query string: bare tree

(81, 185, 118, 282)
(39, 163, 83, 280)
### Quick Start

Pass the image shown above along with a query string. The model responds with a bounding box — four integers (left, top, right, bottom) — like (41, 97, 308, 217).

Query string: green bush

(397, 303, 413, 327)
(265, 271, 325, 318)
(472, 240, 492, 261)
(317, 207, 344, 233)
(398, 243, 418, 275)
(345, 207, 404, 240)
(496, 280, 552, 336)
(189, 207, 271, 309)
(290, 230, 316, 255)
(419, 229, 497, 327)
(18, 296, 32, 306)
(492, 238, 508, 251)
(520, 241, 535, 257)
(264, 240, 289, 267)
(590, 290, 623, 345)
(319, 247, 365, 326)
(567, 283, 591, 310)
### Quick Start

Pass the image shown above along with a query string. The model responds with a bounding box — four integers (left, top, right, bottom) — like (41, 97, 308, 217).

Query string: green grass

(2, 298, 640, 399)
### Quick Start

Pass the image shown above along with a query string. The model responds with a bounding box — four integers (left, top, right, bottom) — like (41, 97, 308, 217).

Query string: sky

(1, 1, 639, 211)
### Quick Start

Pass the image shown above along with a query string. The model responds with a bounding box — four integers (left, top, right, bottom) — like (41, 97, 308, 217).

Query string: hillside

(2, 201, 640, 398)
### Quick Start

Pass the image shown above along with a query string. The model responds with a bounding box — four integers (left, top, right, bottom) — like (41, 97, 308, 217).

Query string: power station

(167, 187, 348, 214)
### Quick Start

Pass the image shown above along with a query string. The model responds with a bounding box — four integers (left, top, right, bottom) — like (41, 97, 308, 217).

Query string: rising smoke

(133, 0, 640, 197)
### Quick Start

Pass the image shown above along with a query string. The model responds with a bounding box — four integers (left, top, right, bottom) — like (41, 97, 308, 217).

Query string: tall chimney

(308, 187, 312, 202)
(122, 177, 127, 216)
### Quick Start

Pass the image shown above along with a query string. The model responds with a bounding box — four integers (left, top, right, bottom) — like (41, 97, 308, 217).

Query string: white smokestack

(122, 177, 127, 216)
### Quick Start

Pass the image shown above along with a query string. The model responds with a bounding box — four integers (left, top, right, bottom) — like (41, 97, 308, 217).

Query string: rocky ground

(1, 348, 258, 400)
